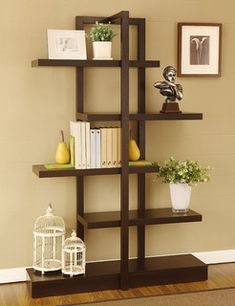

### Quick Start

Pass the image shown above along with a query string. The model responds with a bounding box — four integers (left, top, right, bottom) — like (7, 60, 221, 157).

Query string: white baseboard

(0, 267, 30, 284)
(192, 249, 235, 264)
(1, 249, 235, 284)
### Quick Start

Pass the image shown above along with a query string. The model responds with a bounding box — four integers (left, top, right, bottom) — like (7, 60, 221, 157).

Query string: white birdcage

(33, 204, 65, 274)
(62, 230, 86, 277)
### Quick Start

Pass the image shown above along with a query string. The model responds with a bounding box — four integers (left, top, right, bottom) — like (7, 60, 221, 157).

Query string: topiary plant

(88, 22, 116, 42)
(156, 157, 210, 186)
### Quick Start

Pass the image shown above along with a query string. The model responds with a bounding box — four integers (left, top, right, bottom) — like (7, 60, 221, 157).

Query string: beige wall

(0, 0, 234, 269)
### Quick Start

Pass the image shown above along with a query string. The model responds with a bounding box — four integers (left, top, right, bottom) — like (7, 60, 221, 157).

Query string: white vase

(92, 41, 112, 60)
(169, 183, 192, 213)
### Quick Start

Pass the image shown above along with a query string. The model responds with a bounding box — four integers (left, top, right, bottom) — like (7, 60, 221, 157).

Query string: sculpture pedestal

(160, 102, 182, 113)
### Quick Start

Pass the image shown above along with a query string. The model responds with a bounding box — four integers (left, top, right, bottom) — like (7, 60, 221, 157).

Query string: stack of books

(70, 121, 121, 169)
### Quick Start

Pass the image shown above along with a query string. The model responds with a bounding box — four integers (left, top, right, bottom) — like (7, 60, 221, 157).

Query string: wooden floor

(1, 263, 235, 306)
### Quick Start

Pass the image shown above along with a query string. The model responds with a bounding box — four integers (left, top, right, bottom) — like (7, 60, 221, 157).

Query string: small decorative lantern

(62, 230, 86, 277)
(33, 204, 65, 274)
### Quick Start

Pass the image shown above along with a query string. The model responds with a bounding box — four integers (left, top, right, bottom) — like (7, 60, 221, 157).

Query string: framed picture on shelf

(177, 23, 222, 76)
(47, 29, 87, 59)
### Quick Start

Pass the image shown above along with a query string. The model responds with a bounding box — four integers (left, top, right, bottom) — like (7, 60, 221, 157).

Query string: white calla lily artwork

(177, 23, 222, 76)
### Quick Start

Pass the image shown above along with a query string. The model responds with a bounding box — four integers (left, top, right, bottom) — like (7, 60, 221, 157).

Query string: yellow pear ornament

(55, 130, 70, 164)
(129, 130, 140, 161)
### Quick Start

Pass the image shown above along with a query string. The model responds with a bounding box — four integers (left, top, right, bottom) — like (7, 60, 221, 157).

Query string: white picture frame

(47, 29, 87, 60)
(177, 23, 222, 76)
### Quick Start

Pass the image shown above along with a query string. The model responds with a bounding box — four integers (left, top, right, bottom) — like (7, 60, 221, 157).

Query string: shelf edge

(80, 208, 202, 229)
(31, 59, 160, 68)
(75, 112, 203, 121)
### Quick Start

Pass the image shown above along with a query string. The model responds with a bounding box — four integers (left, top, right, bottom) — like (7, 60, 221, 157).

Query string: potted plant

(156, 157, 210, 213)
(88, 22, 116, 60)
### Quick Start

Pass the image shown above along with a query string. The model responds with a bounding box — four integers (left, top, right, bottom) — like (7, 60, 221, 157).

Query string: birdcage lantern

(62, 230, 86, 277)
(33, 204, 65, 274)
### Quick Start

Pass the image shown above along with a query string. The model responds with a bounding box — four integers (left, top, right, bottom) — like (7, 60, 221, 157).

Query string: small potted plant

(156, 157, 210, 213)
(88, 22, 116, 60)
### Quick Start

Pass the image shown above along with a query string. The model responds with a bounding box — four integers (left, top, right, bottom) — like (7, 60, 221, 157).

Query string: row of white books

(70, 121, 121, 169)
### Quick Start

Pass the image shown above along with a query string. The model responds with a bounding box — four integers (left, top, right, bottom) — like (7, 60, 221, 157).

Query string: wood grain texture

(1, 263, 235, 306)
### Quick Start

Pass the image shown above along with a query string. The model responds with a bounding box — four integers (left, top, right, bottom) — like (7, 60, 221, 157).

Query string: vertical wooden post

(76, 18, 85, 240)
(137, 19, 146, 261)
(120, 11, 130, 290)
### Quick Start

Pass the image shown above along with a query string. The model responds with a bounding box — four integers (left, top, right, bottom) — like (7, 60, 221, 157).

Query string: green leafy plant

(156, 157, 210, 186)
(88, 22, 116, 42)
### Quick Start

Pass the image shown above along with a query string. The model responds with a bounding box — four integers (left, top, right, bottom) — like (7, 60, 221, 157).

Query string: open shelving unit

(28, 11, 207, 298)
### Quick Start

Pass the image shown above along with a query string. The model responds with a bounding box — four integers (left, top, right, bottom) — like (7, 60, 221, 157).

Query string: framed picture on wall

(47, 29, 87, 59)
(177, 23, 222, 76)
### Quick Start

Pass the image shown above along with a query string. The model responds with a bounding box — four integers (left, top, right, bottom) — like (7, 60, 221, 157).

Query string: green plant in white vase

(89, 22, 116, 42)
(156, 157, 210, 213)
(88, 22, 116, 60)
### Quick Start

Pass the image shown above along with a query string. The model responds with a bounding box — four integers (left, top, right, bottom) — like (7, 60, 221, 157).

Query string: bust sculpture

(154, 66, 183, 113)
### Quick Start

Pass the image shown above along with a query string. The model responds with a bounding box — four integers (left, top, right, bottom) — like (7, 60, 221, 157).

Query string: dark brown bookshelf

(32, 59, 160, 68)
(32, 164, 159, 178)
(77, 208, 202, 229)
(27, 254, 207, 298)
(29, 10, 207, 298)
(76, 112, 203, 121)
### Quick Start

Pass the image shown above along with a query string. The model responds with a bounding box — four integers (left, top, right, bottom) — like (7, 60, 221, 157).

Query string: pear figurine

(129, 135, 140, 161)
(55, 130, 70, 164)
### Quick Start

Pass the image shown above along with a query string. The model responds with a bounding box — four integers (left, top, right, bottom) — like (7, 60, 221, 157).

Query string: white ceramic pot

(169, 183, 192, 213)
(92, 41, 112, 60)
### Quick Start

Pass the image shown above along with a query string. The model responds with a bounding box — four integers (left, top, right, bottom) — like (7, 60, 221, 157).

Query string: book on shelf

(81, 122, 86, 169)
(85, 121, 90, 168)
(117, 127, 121, 167)
(106, 128, 112, 168)
(112, 127, 118, 167)
(100, 128, 107, 168)
(90, 128, 101, 169)
(90, 129, 96, 168)
(95, 129, 101, 168)
(70, 121, 89, 169)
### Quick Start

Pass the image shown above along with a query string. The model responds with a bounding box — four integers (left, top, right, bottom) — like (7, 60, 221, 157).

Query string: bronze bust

(154, 66, 183, 113)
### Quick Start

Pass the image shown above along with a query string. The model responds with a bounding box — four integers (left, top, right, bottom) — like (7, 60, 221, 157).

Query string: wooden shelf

(76, 112, 203, 121)
(78, 208, 202, 229)
(32, 165, 159, 178)
(27, 254, 207, 298)
(32, 59, 160, 68)
(29, 11, 207, 298)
